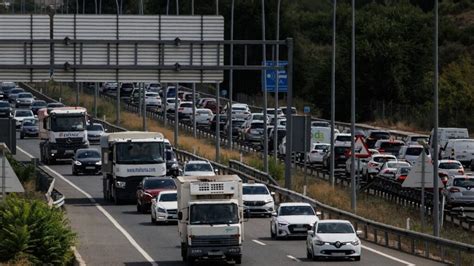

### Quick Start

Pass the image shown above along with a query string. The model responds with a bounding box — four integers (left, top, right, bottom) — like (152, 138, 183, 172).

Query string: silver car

(86, 123, 106, 143)
(444, 175, 474, 208)
(15, 92, 35, 107)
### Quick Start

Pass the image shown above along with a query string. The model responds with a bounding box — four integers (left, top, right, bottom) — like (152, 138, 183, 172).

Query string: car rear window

(0, 102, 9, 107)
(453, 179, 474, 188)
(18, 93, 32, 98)
(251, 122, 264, 129)
(32, 101, 46, 106)
(370, 132, 390, 139)
(380, 142, 404, 152)
(405, 147, 423, 156)
(144, 179, 176, 189)
(439, 162, 462, 169)
(336, 135, 352, 142)
(373, 156, 395, 163)
(181, 103, 193, 108)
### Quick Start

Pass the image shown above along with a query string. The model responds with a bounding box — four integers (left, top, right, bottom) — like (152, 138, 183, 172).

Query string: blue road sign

(304, 106, 310, 113)
(262, 61, 288, 93)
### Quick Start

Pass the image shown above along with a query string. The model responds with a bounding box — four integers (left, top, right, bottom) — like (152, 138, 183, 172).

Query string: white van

(311, 126, 340, 146)
(441, 139, 474, 166)
(430, 128, 469, 150)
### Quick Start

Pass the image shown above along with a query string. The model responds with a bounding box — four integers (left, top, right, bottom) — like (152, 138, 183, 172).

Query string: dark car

(165, 149, 181, 177)
(72, 148, 102, 175)
(20, 119, 39, 139)
(366, 130, 390, 149)
(0, 100, 12, 117)
(136, 177, 177, 213)
(120, 83, 135, 98)
(209, 115, 227, 132)
(323, 144, 351, 170)
(225, 119, 246, 138)
(1, 82, 16, 99)
(31, 100, 47, 115)
(47, 102, 65, 113)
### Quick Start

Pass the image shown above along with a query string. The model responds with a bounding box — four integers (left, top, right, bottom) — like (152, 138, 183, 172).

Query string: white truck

(177, 175, 244, 265)
(101, 131, 167, 204)
(38, 107, 89, 164)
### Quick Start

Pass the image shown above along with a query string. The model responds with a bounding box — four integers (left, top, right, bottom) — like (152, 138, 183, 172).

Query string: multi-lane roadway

(14, 134, 445, 265)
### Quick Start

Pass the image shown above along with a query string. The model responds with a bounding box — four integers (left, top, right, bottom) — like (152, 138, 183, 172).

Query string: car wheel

(151, 214, 156, 225)
(306, 247, 313, 260)
(234, 255, 242, 265)
(354, 256, 361, 261)
(137, 202, 141, 213)
(72, 168, 78, 176)
(270, 225, 276, 239)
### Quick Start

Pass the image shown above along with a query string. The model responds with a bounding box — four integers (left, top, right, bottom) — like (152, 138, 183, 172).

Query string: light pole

(350, 0, 356, 212)
(227, 0, 234, 148)
(273, 0, 281, 162)
(432, 0, 440, 237)
(261, 0, 268, 173)
(330, 0, 337, 187)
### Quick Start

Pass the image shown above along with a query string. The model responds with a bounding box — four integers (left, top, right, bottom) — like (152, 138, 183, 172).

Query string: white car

(363, 154, 397, 177)
(150, 190, 178, 224)
(242, 183, 275, 217)
(334, 133, 352, 145)
(278, 136, 287, 156)
(13, 109, 35, 128)
(345, 156, 370, 176)
(165, 98, 181, 112)
(86, 123, 106, 143)
(270, 202, 319, 239)
(192, 108, 214, 126)
(145, 92, 162, 108)
(146, 83, 161, 93)
(438, 160, 464, 179)
(378, 161, 411, 179)
(306, 220, 362, 261)
(183, 160, 216, 176)
(307, 143, 330, 164)
(404, 134, 429, 146)
(231, 103, 251, 119)
(177, 101, 194, 119)
(266, 108, 284, 118)
(398, 144, 429, 165)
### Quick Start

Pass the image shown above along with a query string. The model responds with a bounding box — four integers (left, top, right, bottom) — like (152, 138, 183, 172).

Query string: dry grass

(366, 119, 428, 134)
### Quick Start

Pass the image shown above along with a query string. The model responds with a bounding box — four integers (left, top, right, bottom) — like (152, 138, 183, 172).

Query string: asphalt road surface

(15, 135, 447, 266)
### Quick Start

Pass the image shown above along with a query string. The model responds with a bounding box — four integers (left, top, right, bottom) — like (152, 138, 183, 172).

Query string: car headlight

(278, 222, 288, 227)
(264, 198, 273, 204)
(313, 239, 325, 246)
(74, 161, 82, 166)
(157, 207, 166, 213)
(171, 163, 179, 169)
(95, 161, 102, 165)
(350, 240, 360, 246)
(115, 181, 126, 188)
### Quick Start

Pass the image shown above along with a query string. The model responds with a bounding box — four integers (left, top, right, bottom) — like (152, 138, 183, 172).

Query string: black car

(323, 144, 351, 170)
(165, 149, 181, 177)
(72, 149, 102, 175)
(0, 100, 12, 117)
(47, 102, 65, 113)
(209, 115, 227, 132)
(31, 100, 47, 115)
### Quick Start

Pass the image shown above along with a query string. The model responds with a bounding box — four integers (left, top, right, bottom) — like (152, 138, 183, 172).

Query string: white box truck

(177, 175, 243, 265)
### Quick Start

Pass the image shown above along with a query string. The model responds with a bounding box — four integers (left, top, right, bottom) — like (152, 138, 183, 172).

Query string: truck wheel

(113, 187, 122, 205)
(270, 226, 276, 239)
(186, 257, 195, 266)
(234, 255, 242, 264)
(181, 243, 187, 261)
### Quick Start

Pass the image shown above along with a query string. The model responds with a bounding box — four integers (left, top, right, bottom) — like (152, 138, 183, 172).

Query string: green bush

(6, 155, 35, 183)
(0, 196, 76, 265)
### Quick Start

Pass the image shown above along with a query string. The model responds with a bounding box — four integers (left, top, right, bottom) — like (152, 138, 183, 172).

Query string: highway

(15, 135, 445, 266)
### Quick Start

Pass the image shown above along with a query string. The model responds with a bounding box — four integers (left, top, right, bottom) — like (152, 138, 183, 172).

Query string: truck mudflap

(187, 245, 242, 259)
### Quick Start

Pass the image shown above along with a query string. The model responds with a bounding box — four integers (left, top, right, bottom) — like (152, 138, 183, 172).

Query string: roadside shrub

(0, 196, 76, 265)
(6, 155, 35, 183)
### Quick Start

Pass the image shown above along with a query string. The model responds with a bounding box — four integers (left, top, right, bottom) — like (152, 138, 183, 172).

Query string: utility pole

(330, 0, 337, 187)
(432, 0, 440, 237)
(350, 0, 356, 212)
(261, 0, 268, 173)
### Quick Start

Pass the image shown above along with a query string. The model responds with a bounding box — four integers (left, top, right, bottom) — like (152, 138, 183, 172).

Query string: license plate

(208, 251, 223, 256)
(65, 150, 74, 154)
(85, 166, 95, 170)
(332, 252, 345, 256)
(293, 228, 307, 232)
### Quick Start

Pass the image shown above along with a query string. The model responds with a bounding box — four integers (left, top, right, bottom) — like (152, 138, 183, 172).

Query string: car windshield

(159, 193, 177, 202)
(190, 203, 239, 225)
(87, 124, 103, 131)
(317, 223, 354, 234)
(243, 186, 269, 195)
(233, 107, 247, 111)
(10, 89, 23, 94)
(0, 102, 9, 107)
(410, 136, 428, 142)
(185, 163, 212, 172)
(373, 156, 395, 163)
(252, 114, 264, 120)
(439, 162, 462, 169)
(144, 179, 176, 189)
(116, 142, 165, 164)
(18, 93, 32, 98)
(380, 142, 404, 153)
(405, 147, 423, 156)
(15, 111, 32, 117)
(251, 122, 264, 129)
(51, 116, 85, 131)
(77, 150, 101, 159)
(279, 205, 315, 216)
(453, 179, 474, 188)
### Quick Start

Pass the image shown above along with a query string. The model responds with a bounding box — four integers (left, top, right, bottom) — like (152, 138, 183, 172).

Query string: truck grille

(191, 235, 239, 247)
(288, 224, 311, 234)
(56, 137, 83, 145)
(244, 201, 266, 206)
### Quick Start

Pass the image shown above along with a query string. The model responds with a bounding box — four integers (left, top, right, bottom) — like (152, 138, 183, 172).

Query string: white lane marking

(286, 255, 301, 262)
(252, 239, 266, 246)
(17, 147, 158, 266)
(362, 245, 415, 266)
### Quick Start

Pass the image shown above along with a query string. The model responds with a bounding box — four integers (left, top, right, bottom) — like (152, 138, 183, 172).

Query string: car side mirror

(178, 211, 183, 220)
(270, 191, 275, 196)
(316, 211, 321, 216)
(307, 230, 314, 236)
(214, 169, 219, 173)
(105, 128, 108, 132)
(356, 230, 363, 236)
